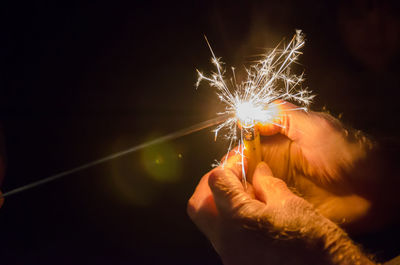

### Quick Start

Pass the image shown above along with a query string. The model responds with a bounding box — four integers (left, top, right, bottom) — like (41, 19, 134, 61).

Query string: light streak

(3, 31, 314, 197)
(2, 115, 230, 198)
(196, 30, 314, 183)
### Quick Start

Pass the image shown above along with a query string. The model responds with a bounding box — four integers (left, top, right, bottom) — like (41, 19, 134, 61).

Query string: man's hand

(188, 153, 375, 265)
(258, 101, 374, 229)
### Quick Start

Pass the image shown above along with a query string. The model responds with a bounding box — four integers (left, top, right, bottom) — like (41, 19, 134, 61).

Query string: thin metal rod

(2, 115, 230, 197)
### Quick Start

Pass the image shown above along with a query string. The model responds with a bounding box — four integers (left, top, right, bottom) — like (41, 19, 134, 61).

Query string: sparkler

(196, 30, 314, 183)
(2, 30, 314, 198)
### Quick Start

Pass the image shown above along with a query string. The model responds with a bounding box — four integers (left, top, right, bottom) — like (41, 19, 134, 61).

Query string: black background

(1, 0, 400, 264)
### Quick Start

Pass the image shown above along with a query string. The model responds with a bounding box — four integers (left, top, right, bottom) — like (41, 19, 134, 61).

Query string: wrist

(307, 212, 375, 265)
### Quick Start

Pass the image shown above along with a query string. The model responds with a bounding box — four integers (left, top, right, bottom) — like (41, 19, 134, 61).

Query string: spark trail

(196, 30, 314, 182)
(2, 115, 230, 197)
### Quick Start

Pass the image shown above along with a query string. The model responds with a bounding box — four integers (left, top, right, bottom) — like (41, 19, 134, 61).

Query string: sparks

(196, 30, 314, 180)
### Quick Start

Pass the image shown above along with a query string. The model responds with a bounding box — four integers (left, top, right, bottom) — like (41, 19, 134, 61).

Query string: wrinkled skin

(187, 154, 320, 265)
(188, 101, 381, 264)
(187, 153, 374, 265)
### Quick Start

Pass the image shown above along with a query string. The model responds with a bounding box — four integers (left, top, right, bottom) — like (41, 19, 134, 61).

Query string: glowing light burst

(196, 30, 315, 174)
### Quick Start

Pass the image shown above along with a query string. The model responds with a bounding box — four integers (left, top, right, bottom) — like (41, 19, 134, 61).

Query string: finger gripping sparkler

(197, 30, 314, 184)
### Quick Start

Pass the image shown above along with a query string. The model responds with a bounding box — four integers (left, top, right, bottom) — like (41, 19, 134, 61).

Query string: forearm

(262, 196, 376, 265)
(311, 212, 376, 265)
(255, 197, 376, 265)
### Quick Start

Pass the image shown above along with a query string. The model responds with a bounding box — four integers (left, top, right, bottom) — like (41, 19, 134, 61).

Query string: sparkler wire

(2, 114, 231, 198)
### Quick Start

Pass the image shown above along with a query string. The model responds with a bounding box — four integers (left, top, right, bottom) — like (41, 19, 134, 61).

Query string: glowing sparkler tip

(196, 30, 314, 174)
(236, 102, 255, 125)
(235, 101, 262, 127)
(235, 100, 281, 130)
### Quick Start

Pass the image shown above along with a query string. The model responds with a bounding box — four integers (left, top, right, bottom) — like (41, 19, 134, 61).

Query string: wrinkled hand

(258, 101, 374, 229)
(187, 153, 373, 265)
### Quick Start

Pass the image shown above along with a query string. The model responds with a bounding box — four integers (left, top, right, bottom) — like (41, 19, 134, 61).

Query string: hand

(258, 101, 374, 230)
(187, 153, 374, 265)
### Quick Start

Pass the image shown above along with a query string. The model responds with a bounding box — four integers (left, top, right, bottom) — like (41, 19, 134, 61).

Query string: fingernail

(255, 161, 272, 176)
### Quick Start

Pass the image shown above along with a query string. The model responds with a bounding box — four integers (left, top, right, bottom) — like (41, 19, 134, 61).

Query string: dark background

(1, 0, 400, 264)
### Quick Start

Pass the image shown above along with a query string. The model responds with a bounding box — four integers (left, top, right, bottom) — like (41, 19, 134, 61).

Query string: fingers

(188, 151, 247, 222)
(187, 170, 220, 238)
(257, 100, 309, 141)
(256, 100, 286, 136)
(208, 154, 251, 215)
(252, 162, 293, 204)
(187, 171, 217, 219)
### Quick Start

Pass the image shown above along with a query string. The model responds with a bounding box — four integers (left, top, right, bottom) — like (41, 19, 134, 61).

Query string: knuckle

(186, 198, 197, 220)
(232, 202, 252, 222)
(269, 176, 288, 189)
(209, 169, 224, 187)
(233, 201, 268, 230)
(230, 196, 258, 220)
(229, 195, 250, 218)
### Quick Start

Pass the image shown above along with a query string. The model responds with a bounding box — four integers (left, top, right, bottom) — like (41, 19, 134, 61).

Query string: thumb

(252, 162, 273, 203)
(252, 161, 291, 203)
(208, 154, 251, 215)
